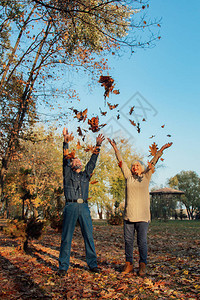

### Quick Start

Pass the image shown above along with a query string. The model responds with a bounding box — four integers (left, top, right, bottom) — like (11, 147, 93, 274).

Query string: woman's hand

(107, 138, 117, 151)
(160, 142, 173, 152)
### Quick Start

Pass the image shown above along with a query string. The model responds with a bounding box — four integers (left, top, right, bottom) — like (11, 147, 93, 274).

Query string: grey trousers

(124, 220, 149, 264)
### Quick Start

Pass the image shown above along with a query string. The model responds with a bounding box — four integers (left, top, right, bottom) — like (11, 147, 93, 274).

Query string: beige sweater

(115, 149, 163, 222)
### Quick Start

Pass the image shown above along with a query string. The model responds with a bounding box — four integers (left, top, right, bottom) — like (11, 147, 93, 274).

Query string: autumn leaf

(90, 180, 99, 185)
(161, 124, 165, 128)
(149, 135, 155, 139)
(129, 119, 136, 126)
(99, 107, 107, 116)
(149, 142, 158, 156)
(107, 102, 119, 110)
(77, 126, 83, 136)
(129, 106, 135, 115)
(113, 89, 120, 95)
(70, 107, 88, 122)
(88, 116, 100, 132)
(167, 134, 172, 137)
(137, 123, 141, 133)
(88, 116, 106, 132)
(118, 161, 122, 168)
(99, 75, 116, 100)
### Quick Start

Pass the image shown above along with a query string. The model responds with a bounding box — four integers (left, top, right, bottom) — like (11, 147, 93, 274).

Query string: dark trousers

(124, 220, 149, 264)
(59, 202, 97, 271)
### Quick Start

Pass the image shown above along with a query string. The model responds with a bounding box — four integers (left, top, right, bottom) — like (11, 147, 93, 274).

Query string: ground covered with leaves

(0, 220, 199, 299)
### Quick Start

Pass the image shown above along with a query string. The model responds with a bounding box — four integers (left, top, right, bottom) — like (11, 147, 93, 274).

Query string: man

(58, 127, 104, 276)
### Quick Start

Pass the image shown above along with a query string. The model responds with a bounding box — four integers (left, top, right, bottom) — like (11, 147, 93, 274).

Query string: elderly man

(58, 127, 105, 276)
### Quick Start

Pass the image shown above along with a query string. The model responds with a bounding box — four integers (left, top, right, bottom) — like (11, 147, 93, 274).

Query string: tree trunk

(97, 207, 103, 219)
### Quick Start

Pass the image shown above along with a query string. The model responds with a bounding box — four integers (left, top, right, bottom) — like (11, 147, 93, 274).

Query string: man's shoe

(89, 267, 101, 273)
(138, 262, 146, 277)
(121, 261, 134, 274)
(57, 269, 67, 277)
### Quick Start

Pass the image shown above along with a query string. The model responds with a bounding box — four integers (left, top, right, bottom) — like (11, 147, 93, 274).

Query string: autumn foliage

(0, 221, 199, 299)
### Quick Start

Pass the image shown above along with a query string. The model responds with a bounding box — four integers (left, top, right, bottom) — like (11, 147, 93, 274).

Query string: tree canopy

(168, 171, 200, 220)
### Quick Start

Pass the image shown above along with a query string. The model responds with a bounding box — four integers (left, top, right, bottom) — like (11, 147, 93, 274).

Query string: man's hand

(63, 127, 74, 143)
(160, 142, 173, 152)
(96, 134, 105, 146)
(107, 138, 117, 151)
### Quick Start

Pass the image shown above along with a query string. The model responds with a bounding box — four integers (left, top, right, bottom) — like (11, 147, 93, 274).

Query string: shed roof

(150, 187, 184, 195)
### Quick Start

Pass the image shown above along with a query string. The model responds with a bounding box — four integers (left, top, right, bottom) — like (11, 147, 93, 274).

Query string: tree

(2, 126, 63, 218)
(168, 171, 200, 220)
(0, 0, 160, 204)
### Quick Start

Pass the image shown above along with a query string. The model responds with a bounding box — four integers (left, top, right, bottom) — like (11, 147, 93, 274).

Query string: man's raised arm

(85, 134, 105, 176)
(63, 127, 73, 176)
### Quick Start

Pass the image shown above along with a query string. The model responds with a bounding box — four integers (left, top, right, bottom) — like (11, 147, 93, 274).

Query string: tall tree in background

(168, 171, 200, 220)
(3, 126, 63, 218)
(0, 0, 160, 206)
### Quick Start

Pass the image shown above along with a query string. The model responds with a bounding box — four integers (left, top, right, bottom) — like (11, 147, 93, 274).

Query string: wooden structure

(150, 187, 185, 220)
(150, 187, 185, 197)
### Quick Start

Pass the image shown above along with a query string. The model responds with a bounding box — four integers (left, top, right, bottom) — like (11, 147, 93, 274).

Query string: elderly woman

(108, 138, 172, 276)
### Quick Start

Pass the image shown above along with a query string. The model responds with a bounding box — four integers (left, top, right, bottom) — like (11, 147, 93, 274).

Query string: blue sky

(54, 0, 200, 189)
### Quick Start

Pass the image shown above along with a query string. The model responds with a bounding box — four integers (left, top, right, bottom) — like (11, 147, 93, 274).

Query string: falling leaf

(107, 102, 119, 110)
(113, 89, 120, 95)
(77, 127, 83, 136)
(167, 134, 172, 137)
(88, 116, 106, 132)
(90, 180, 99, 185)
(70, 108, 88, 122)
(142, 118, 146, 121)
(137, 123, 141, 133)
(118, 161, 122, 168)
(160, 158, 164, 161)
(99, 107, 107, 116)
(129, 106, 135, 115)
(129, 119, 136, 126)
(149, 135, 155, 139)
(116, 114, 120, 120)
(149, 142, 158, 156)
(161, 125, 165, 128)
(99, 75, 115, 101)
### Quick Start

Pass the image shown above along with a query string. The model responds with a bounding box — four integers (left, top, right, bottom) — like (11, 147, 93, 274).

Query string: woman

(108, 138, 172, 276)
